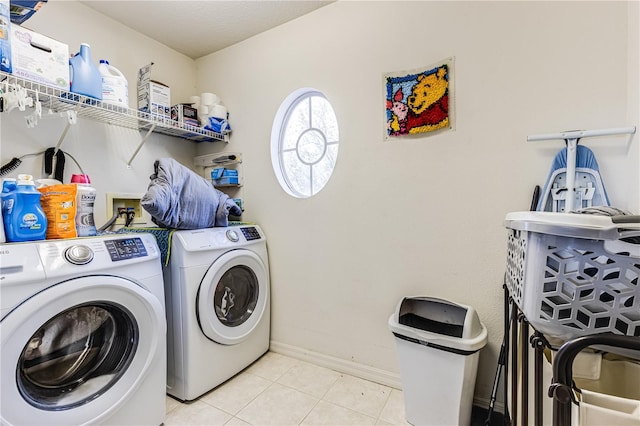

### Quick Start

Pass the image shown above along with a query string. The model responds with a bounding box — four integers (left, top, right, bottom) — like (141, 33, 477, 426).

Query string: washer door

(0, 275, 165, 426)
(197, 250, 268, 345)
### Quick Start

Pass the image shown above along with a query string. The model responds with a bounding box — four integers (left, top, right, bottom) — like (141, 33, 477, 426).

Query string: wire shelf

(1, 71, 230, 143)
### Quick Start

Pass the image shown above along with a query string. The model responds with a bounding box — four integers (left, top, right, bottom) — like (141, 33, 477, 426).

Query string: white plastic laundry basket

(504, 212, 640, 340)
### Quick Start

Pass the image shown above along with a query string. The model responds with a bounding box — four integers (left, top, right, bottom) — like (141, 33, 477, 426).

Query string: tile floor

(164, 351, 410, 426)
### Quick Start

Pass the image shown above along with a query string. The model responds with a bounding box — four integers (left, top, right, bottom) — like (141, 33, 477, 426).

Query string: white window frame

(271, 88, 340, 198)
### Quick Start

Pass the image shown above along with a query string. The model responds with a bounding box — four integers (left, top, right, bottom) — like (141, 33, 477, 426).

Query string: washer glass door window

(1, 275, 165, 426)
(18, 303, 137, 410)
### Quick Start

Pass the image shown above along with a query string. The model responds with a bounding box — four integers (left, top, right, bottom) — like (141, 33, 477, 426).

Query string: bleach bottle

(99, 60, 129, 107)
(71, 174, 97, 237)
(69, 43, 103, 100)
(2, 175, 47, 242)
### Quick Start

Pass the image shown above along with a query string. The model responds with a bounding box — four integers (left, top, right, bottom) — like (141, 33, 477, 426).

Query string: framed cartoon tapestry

(384, 57, 454, 139)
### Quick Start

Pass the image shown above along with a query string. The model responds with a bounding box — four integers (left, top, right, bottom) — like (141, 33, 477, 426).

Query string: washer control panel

(240, 227, 261, 241)
(104, 237, 148, 261)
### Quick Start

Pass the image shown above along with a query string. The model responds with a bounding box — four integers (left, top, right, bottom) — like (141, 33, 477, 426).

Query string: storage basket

(541, 348, 640, 426)
(504, 211, 640, 340)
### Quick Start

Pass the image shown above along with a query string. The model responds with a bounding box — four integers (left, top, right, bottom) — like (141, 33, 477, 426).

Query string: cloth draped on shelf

(141, 157, 242, 230)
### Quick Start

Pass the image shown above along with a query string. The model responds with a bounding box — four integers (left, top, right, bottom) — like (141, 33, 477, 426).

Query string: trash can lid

(388, 297, 488, 353)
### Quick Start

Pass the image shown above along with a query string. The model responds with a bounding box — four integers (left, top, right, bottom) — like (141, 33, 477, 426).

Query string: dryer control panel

(240, 227, 261, 241)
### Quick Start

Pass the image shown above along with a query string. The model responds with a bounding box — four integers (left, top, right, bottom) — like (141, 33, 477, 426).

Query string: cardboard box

(10, 25, 69, 88)
(0, 0, 11, 73)
(171, 103, 198, 127)
(137, 63, 171, 119)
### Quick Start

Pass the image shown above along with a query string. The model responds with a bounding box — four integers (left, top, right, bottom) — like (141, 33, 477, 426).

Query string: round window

(271, 88, 340, 198)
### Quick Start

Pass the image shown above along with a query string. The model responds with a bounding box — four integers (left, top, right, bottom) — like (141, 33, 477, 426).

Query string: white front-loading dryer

(0, 234, 166, 426)
(165, 225, 270, 401)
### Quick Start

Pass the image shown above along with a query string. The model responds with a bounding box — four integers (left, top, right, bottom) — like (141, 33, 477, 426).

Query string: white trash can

(388, 297, 488, 426)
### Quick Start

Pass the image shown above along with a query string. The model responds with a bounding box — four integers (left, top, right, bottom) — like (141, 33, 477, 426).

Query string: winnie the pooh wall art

(385, 58, 454, 139)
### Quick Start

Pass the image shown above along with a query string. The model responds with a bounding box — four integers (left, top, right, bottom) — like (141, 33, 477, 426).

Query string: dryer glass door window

(17, 303, 138, 410)
(214, 265, 259, 327)
(198, 250, 268, 345)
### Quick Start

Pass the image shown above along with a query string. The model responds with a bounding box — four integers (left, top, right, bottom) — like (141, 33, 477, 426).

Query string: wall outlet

(106, 192, 149, 226)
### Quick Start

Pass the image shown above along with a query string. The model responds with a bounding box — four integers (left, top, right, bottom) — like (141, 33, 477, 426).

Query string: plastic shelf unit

(1, 71, 230, 165)
(194, 152, 244, 215)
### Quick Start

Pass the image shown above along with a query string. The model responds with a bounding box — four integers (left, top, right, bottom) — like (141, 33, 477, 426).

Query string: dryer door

(0, 275, 165, 426)
(197, 249, 269, 345)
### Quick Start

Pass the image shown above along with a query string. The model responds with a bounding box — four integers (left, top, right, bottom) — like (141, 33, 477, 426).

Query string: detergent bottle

(71, 174, 97, 237)
(2, 174, 47, 242)
(69, 43, 103, 100)
(0, 178, 17, 243)
(99, 59, 129, 107)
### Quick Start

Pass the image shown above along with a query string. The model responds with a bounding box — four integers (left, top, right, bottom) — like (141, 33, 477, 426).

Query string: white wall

(1, 0, 200, 227)
(1, 0, 637, 410)
(194, 1, 638, 406)
(630, 0, 640, 207)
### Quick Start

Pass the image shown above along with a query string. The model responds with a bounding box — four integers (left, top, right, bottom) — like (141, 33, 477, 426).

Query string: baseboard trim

(269, 340, 403, 389)
(472, 396, 505, 418)
(269, 340, 505, 415)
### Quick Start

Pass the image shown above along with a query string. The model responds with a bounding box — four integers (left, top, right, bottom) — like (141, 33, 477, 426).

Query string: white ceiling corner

(78, 0, 335, 59)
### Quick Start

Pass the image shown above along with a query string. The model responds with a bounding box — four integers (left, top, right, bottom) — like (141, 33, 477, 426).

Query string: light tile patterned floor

(165, 352, 410, 426)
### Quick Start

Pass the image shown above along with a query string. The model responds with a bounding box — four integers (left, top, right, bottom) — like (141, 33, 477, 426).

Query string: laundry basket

(504, 211, 640, 340)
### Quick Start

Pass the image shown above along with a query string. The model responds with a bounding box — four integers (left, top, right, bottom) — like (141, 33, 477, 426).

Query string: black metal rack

(503, 284, 640, 426)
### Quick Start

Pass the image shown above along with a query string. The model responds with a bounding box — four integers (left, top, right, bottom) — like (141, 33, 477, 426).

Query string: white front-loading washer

(0, 234, 166, 426)
(165, 225, 270, 401)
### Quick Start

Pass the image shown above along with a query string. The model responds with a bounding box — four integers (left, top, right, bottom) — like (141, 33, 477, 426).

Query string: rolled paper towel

(211, 104, 227, 119)
(200, 92, 219, 106)
(189, 95, 200, 106)
(199, 105, 209, 115)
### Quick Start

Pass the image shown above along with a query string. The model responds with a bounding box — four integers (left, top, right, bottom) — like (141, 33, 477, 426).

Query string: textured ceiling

(79, 1, 334, 59)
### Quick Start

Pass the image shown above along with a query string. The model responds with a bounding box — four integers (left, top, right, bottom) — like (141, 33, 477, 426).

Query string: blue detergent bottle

(1, 178, 17, 243)
(2, 177, 17, 195)
(69, 43, 103, 100)
(2, 174, 47, 242)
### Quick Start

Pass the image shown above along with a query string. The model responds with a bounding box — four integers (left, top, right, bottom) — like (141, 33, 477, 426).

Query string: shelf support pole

(127, 124, 157, 167)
